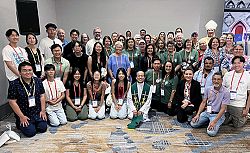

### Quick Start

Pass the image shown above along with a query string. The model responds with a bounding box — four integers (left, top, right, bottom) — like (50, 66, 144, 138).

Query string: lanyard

(152, 69, 160, 85)
(53, 59, 62, 77)
(212, 50, 220, 65)
(20, 78, 35, 97)
(167, 52, 175, 63)
(129, 51, 134, 62)
(11, 46, 25, 62)
(74, 83, 81, 98)
(47, 80, 57, 99)
(184, 50, 191, 62)
(207, 89, 218, 104)
(230, 70, 244, 91)
(115, 55, 122, 69)
(201, 73, 207, 86)
(161, 75, 169, 88)
(92, 83, 100, 100)
(147, 57, 152, 68)
(29, 47, 40, 64)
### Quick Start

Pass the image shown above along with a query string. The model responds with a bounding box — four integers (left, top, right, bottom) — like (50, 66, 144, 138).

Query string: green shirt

(179, 49, 198, 63)
(123, 49, 140, 70)
(156, 49, 167, 65)
(160, 75, 178, 104)
(165, 51, 182, 67)
(145, 69, 162, 101)
(44, 57, 70, 79)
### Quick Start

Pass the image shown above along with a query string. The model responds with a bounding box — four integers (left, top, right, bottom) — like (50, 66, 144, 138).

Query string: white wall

(0, 0, 57, 106)
(55, 0, 224, 39)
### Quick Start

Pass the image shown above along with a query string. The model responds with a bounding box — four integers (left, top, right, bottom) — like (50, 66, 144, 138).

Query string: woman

(108, 41, 131, 82)
(160, 61, 179, 115)
(144, 34, 152, 45)
(88, 42, 107, 80)
(80, 33, 89, 48)
(124, 38, 140, 82)
(110, 68, 130, 119)
(202, 37, 227, 72)
(140, 44, 158, 72)
(25, 32, 43, 78)
(158, 32, 166, 42)
(179, 39, 199, 70)
(223, 33, 234, 57)
(103, 36, 114, 58)
(42, 64, 67, 126)
(165, 41, 182, 72)
(87, 71, 106, 119)
(174, 67, 202, 123)
(118, 35, 126, 50)
(198, 40, 207, 68)
(65, 68, 88, 121)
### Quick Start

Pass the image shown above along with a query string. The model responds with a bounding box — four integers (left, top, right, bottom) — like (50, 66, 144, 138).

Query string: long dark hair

(92, 42, 106, 71)
(144, 44, 156, 58)
(162, 61, 175, 80)
(114, 68, 128, 98)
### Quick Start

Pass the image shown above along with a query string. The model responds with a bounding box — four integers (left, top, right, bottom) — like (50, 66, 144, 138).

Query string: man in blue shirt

(8, 61, 47, 137)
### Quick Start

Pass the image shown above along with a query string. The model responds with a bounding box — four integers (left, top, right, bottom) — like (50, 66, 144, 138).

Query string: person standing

(2, 29, 28, 81)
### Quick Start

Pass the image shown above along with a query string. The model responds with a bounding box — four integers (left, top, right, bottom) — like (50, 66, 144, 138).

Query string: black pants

(157, 102, 176, 116)
(177, 106, 195, 123)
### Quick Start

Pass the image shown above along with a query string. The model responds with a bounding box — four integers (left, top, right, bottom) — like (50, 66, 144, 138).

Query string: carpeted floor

(0, 112, 249, 153)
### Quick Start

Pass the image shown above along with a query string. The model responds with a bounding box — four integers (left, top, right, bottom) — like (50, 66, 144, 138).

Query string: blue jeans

(190, 111, 225, 137)
(18, 114, 47, 137)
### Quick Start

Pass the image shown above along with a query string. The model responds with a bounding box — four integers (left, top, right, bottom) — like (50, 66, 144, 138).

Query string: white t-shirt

(43, 79, 66, 111)
(38, 37, 63, 60)
(2, 45, 28, 81)
(223, 70, 250, 107)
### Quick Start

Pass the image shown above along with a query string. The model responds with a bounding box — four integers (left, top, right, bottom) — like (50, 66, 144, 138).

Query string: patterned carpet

(0, 112, 249, 153)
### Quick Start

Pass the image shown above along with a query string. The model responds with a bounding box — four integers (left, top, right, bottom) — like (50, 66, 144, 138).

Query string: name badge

(201, 86, 205, 94)
(75, 97, 81, 106)
(161, 89, 164, 96)
(207, 105, 212, 113)
(35, 64, 41, 72)
(130, 62, 134, 68)
(28, 96, 36, 107)
(55, 77, 61, 80)
(174, 58, 177, 62)
(214, 66, 219, 72)
(165, 81, 169, 85)
(152, 85, 156, 93)
(92, 100, 98, 108)
(230, 91, 237, 100)
(118, 99, 123, 105)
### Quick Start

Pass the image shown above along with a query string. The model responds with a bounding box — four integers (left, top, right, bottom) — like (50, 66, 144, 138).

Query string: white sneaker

(0, 132, 10, 148)
(247, 113, 250, 119)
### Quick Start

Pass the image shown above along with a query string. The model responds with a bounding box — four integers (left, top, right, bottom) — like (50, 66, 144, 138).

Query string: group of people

(2, 20, 250, 138)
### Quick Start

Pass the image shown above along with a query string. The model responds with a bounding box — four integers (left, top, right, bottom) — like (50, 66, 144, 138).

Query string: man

(200, 20, 217, 45)
(127, 71, 153, 129)
(57, 28, 69, 47)
(134, 34, 141, 48)
(140, 29, 146, 39)
(85, 27, 103, 56)
(191, 72, 230, 137)
(44, 44, 70, 85)
(8, 61, 47, 137)
(223, 56, 250, 127)
(138, 39, 146, 56)
(2, 29, 28, 81)
(39, 23, 63, 60)
(63, 29, 80, 60)
(111, 32, 118, 47)
(175, 33, 184, 52)
(145, 57, 162, 110)
(194, 56, 215, 95)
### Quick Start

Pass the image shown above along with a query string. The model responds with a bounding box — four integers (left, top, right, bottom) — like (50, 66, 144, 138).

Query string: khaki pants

(224, 105, 248, 128)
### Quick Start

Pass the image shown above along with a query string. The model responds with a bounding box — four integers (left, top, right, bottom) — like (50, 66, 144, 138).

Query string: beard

(214, 84, 220, 88)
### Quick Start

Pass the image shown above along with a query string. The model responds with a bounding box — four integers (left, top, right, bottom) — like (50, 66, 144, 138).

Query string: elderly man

(85, 27, 103, 56)
(127, 71, 153, 129)
(57, 28, 69, 47)
(200, 20, 217, 45)
(191, 72, 230, 137)
(8, 61, 47, 137)
(223, 56, 250, 127)
(39, 23, 63, 60)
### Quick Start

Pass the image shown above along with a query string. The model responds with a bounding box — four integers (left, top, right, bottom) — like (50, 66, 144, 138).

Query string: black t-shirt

(67, 53, 88, 76)
(65, 81, 86, 99)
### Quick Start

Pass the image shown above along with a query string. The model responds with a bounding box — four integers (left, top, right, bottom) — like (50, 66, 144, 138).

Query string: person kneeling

(43, 64, 67, 127)
(87, 71, 106, 119)
(65, 68, 88, 121)
(191, 72, 230, 136)
(127, 71, 153, 129)
(110, 68, 130, 119)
